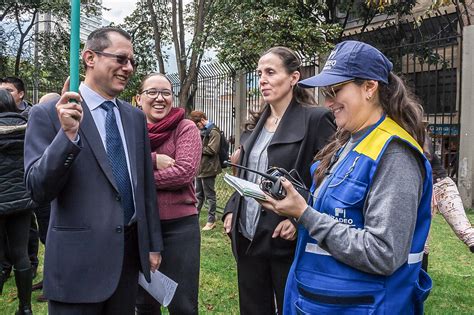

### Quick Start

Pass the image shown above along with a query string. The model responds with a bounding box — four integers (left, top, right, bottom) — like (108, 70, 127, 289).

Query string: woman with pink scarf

(135, 73, 202, 315)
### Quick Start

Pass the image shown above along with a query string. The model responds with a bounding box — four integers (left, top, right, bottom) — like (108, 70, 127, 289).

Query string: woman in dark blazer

(223, 46, 336, 315)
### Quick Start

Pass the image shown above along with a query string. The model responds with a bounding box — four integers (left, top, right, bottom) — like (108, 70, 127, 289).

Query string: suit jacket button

(116, 195, 121, 201)
(261, 209, 266, 215)
(116, 226, 123, 233)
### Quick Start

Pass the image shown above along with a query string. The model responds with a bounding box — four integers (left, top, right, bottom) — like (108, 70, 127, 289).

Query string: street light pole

(33, 13, 39, 104)
(70, 0, 81, 93)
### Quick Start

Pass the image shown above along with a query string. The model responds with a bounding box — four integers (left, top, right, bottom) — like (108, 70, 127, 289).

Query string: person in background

(0, 88, 35, 315)
(0, 77, 39, 283)
(23, 27, 163, 314)
(222, 46, 336, 315)
(189, 111, 222, 231)
(30, 93, 62, 303)
(261, 41, 432, 314)
(422, 132, 474, 270)
(135, 73, 202, 314)
(0, 77, 32, 117)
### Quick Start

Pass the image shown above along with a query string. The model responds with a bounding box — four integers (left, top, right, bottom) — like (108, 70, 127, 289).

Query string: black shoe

(32, 280, 43, 291)
(36, 293, 47, 303)
(470, 245, 474, 253)
(14, 269, 32, 315)
(15, 307, 33, 315)
(1, 267, 12, 279)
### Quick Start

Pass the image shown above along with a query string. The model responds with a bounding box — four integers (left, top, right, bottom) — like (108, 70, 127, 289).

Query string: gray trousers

(196, 176, 217, 223)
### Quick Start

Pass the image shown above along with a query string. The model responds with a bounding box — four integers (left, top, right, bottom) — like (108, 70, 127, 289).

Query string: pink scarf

(147, 107, 185, 151)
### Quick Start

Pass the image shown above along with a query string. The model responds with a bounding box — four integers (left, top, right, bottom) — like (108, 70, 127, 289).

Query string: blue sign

(428, 124, 459, 136)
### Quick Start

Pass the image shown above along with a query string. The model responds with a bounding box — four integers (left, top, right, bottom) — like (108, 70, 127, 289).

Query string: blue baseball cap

(299, 41, 393, 88)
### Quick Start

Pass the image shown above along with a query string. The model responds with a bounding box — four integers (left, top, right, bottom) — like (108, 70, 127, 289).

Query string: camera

(260, 168, 287, 200)
(260, 167, 309, 200)
(224, 161, 310, 201)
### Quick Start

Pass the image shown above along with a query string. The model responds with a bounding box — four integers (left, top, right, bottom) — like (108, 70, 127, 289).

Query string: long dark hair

(245, 46, 315, 131)
(0, 89, 18, 113)
(313, 72, 425, 186)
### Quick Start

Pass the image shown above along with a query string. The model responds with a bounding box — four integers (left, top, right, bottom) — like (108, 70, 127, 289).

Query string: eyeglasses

(92, 50, 136, 68)
(320, 79, 354, 99)
(140, 89, 173, 99)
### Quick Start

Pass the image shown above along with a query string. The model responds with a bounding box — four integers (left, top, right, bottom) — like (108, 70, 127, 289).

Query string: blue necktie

(100, 101, 134, 224)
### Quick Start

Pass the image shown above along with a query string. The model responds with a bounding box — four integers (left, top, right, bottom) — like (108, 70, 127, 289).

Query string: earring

(366, 95, 372, 100)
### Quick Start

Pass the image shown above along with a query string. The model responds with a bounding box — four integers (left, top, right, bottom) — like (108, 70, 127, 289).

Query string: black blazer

(24, 98, 163, 303)
(224, 99, 336, 259)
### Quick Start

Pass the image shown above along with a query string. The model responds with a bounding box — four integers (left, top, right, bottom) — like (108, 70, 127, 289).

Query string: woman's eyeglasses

(92, 50, 136, 68)
(140, 89, 173, 99)
(320, 79, 354, 99)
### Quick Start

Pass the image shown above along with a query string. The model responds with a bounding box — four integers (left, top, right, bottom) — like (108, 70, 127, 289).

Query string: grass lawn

(1, 185, 472, 313)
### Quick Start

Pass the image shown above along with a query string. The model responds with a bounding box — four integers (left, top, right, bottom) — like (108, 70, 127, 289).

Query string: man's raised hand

(55, 91, 83, 141)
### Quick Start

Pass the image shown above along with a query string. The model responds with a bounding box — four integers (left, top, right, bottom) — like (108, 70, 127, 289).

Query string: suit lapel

(270, 100, 307, 146)
(117, 100, 138, 190)
(242, 100, 307, 153)
(79, 101, 118, 191)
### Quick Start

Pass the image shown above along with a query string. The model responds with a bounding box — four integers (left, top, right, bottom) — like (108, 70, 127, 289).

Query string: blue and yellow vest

(284, 116, 433, 314)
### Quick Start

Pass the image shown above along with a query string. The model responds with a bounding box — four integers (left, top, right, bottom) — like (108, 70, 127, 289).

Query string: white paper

(138, 271, 178, 307)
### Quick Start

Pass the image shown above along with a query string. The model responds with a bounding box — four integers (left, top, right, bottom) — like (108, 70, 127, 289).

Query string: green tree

(207, 0, 459, 69)
(208, 0, 341, 69)
(36, 26, 71, 88)
(0, 0, 100, 78)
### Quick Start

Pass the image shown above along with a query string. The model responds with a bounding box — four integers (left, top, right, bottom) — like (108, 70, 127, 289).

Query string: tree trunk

(146, 0, 166, 73)
(171, 0, 213, 109)
(14, 8, 37, 76)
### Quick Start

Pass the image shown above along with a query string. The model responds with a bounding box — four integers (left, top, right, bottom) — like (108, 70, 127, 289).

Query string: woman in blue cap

(260, 41, 433, 314)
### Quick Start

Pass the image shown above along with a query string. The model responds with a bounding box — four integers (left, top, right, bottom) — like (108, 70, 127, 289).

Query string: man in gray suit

(24, 27, 163, 314)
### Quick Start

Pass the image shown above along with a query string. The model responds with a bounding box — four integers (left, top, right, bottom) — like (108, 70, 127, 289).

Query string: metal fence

(170, 63, 237, 152)
(344, 10, 464, 179)
(23, 80, 63, 104)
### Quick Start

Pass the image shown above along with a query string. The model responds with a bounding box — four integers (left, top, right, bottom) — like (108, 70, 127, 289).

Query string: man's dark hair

(0, 88, 19, 113)
(189, 110, 207, 124)
(0, 76, 25, 93)
(82, 27, 132, 68)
